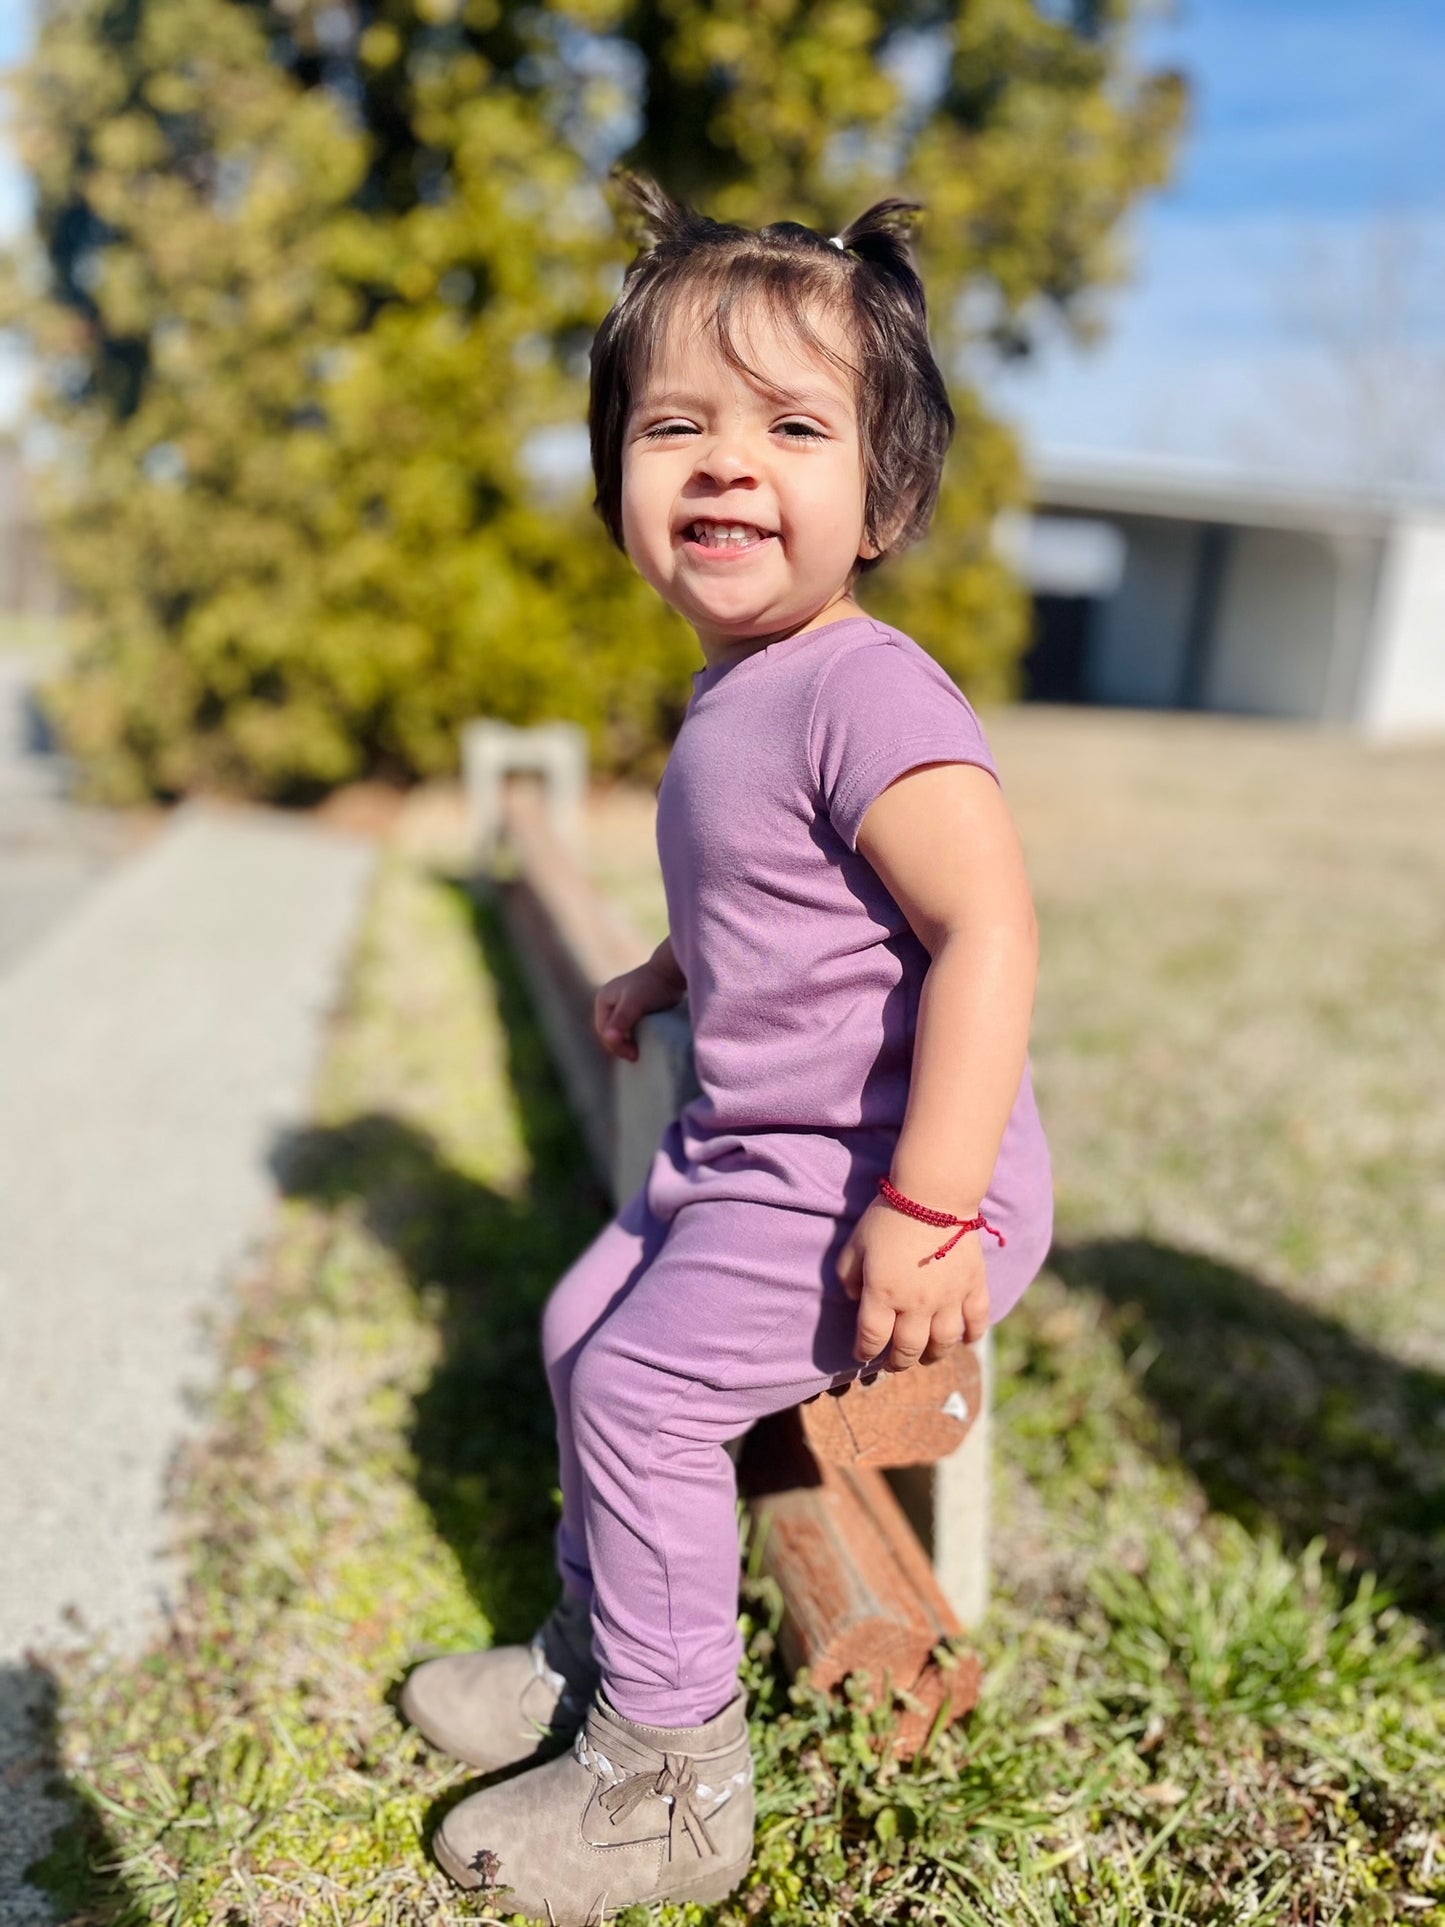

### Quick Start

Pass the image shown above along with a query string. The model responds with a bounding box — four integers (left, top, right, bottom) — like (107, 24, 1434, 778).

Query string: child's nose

(694, 434, 759, 489)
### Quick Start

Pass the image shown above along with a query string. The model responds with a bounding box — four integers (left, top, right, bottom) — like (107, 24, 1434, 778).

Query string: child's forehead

(638, 290, 859, 407)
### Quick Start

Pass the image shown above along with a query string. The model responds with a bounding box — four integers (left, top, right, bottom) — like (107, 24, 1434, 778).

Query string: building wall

(1025, 465, 1445, 731)
(1204, 527, 1341, 719)
(1034, 510, 1391, 726)
(1085, 517, 1200, 706)
(1361, 515, 1445, 736)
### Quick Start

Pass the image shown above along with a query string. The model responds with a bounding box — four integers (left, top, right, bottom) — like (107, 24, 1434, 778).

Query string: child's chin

(685, 590, 773, 627)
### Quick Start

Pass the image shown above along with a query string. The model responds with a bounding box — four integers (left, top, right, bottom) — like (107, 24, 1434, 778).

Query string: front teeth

(690, 523, 767, 547)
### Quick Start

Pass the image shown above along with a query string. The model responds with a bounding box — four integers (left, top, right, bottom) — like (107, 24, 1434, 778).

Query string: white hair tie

(828, 235, 847, 251)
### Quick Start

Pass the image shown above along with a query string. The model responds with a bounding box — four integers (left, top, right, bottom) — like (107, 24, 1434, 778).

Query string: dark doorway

(1021, 593, 1093, 702)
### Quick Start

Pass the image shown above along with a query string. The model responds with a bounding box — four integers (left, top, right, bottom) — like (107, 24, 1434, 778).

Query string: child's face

(620, 297, 877, 657)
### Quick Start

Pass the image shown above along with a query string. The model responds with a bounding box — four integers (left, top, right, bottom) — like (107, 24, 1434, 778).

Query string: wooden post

(884, 1333, 992, 1630)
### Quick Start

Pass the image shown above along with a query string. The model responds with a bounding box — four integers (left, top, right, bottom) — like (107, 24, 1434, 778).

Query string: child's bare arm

(594, 935, 687, 1061)
(835, 761, 1038, 1370)
(647, 934, 687, 995)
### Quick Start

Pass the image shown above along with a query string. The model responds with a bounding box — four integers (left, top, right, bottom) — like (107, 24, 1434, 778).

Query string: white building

(1001, 450, 1445, 737)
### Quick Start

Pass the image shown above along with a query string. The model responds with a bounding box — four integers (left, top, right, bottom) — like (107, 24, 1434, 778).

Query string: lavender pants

(538, 1151, 1044, 1729)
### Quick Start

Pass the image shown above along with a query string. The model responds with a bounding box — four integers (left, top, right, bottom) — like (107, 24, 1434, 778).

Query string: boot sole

(432, 1827, 490, 1890)
(432, 1832, 752, 1913)
(659, 1855, 754, 1906)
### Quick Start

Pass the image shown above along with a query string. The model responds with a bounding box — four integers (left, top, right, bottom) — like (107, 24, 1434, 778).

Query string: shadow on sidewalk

(0, 1659, 141, 1926)
(276, 877, 612, 1646)
(1049, 1237, 1445, 1642)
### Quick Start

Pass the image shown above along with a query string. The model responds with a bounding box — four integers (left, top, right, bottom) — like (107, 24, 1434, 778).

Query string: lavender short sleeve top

(650, 613, 1053, 1309)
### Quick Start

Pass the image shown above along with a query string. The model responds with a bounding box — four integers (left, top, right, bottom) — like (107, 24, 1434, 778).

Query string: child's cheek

(618, 484, 650, 574)
(620, 470, 668, 576)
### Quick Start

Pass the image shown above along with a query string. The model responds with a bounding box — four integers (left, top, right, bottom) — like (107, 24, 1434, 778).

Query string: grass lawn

(35, 710, 1445, 1925)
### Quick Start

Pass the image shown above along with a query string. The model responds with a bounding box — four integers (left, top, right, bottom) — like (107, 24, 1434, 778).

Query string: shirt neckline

(690, 613, 882, 694)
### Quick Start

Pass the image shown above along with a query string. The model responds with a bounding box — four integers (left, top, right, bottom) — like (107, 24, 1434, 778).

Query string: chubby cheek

(794, 477, 868, 571)
(616, 468, 674, 581)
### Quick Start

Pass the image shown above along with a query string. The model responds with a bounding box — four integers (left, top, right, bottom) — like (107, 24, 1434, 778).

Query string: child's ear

(859, 506, 902, 562)
(858, 500, 885, 564)
(863, 490, 920, 562)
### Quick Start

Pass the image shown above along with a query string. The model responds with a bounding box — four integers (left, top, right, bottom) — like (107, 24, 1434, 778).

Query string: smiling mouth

(683, 521, 775, 551)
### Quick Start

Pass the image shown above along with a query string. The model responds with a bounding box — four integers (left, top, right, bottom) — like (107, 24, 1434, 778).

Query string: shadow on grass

(275, 877, 613, 1648)
(1051, 1238, 1445, 1640)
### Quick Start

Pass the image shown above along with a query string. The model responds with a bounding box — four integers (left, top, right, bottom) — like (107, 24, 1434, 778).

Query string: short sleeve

(809, 640, 1000, 852)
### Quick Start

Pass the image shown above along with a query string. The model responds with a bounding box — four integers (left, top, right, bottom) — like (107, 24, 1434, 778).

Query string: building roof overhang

(1025, 446, 1445, 540)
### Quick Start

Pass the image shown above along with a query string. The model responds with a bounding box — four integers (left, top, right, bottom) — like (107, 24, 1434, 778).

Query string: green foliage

(0, 0, 1185, 799)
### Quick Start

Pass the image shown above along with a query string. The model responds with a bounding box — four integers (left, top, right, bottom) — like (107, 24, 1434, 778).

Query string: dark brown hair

(588, 171, 955, 573)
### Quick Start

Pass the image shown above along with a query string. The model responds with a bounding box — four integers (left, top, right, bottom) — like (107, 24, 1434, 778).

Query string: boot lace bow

(598, 1752, 717, 1861)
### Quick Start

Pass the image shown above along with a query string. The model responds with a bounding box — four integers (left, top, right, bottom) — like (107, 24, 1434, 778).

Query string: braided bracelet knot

(877, 1175, 1007, 1262)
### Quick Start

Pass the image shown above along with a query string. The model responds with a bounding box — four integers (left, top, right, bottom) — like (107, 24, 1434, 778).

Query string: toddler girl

(401, 172, 1054, 1922)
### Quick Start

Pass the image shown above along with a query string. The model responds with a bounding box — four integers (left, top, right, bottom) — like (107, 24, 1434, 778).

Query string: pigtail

(609, 167, 724, 267)
(831, 198, 930, 316)
(829, 197, 951, 559)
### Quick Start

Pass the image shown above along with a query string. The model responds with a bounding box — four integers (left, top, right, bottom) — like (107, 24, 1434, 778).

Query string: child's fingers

(883, 1310, 931, 1373)
(961, 1287, 991, 1347)
(921, 1308, 965, 1363)
(596, 1008, 638, 1059)
(853, 1287, 895, 1365)
(592, 989, 620, 1040)
(835, 1237, 863, 1300)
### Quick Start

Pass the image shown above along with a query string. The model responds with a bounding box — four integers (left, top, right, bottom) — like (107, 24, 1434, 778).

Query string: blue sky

(1, 0, 1441, 485)
(987, 0, 1445, 484)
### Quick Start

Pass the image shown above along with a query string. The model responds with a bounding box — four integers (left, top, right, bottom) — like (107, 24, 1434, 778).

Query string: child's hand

(594, 956, 685, 1062)
(835, 1198, 991, 1372)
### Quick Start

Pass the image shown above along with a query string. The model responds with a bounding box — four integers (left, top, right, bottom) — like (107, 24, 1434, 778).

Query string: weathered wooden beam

(739, 1412, 980, 1758)
(801, 1334, 993, 1633)
(489, 779, 648, 1188)
(800, 1342, 983, 1466)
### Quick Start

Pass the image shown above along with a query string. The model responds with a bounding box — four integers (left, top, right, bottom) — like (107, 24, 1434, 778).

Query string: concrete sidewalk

(0, 652, 151, 976)
(0, 801, 377, 1918)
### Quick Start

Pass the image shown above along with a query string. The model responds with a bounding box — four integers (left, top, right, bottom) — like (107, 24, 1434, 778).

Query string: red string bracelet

(877, 1175, 1007, 1262)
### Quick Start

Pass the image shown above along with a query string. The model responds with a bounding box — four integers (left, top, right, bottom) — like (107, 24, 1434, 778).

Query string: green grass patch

(31, 817, 1445, 1925)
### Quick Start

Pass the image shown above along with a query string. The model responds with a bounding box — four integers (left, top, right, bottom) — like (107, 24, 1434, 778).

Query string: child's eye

(777, 420, 825, 440)
(641, 421, 698, 439)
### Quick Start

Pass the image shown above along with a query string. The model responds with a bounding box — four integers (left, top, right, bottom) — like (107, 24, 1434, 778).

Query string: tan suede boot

(432, 1687, 755, 1922)
(399, 1594, 598, 1773)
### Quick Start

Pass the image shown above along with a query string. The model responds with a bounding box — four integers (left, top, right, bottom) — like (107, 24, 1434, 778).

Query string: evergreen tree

(0, 0, 1184, 799)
